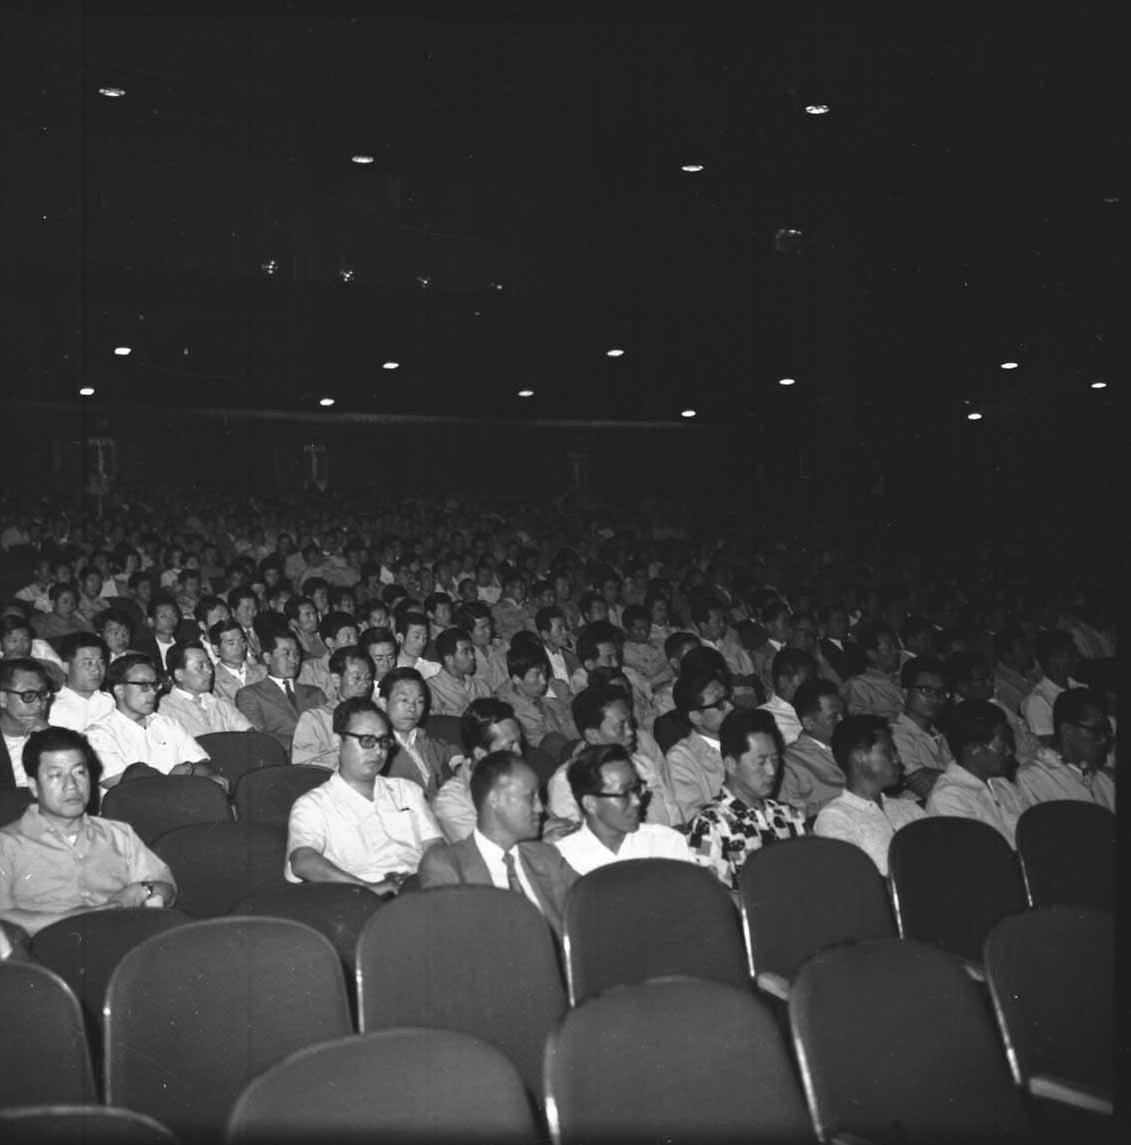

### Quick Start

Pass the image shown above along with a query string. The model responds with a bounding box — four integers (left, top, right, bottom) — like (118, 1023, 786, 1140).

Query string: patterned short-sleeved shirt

(687, 787, 807, 889)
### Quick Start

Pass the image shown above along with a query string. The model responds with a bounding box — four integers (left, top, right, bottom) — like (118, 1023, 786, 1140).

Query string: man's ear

(26, 775, 40, 803)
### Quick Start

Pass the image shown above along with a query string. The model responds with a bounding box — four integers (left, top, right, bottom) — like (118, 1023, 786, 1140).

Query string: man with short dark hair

(890, 657, 955, 800)
(491, 571, 534, 641)
(395, 610, 441, 680)
(454, 602, 509, 694)
(665, 671, 735, 825)
(535, 606, 581, 696)
(778, 678, 847, 818)
(992, 627, 1040, 716)
(0, 659, 52, 789)
(814, 715, 925, 876)
(0, 727, 176, 935)
(30, 582, 92, 647)
(427, 627, 492, 716)
(495, 638, 577, 749)
(158, 641, 253, 739)
(757, 648, 815, 746)
(291, 647, 375, 769)
(418, 749, 578, 936)
(297, 611, 359, 702)
(234, 630, 326, 754)
(133, 594, 182, 671)
(1022, 630, 1084, 738)
(49, 633, 115, 733)
(842, 621, 903, 719)
(208, 619, 267, 704)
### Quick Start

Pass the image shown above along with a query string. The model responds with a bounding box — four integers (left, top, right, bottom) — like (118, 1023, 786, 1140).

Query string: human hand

(111, 882, 157, 909)
(541, 816, 581, 843)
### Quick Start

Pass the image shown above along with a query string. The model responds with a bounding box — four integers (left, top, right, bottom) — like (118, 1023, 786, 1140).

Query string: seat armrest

(1028, 1073, 1113, 1116)
(960, 958, 985, 983)
(755, 971, 791, 1001)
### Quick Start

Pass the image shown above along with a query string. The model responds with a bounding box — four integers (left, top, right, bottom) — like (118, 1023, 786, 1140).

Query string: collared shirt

(471, 828, 539, 909)
(0, 806, 175, 936)
(555, 821, 693, 876)
(285, 772, 441, 883)
(472, 642, 510, 694)
(433, 762, 476, 843)
(1021, 675, 1083, 738)
(622, 639, 669, 684)
(158, 688, 252, 739)
(687, 787, 807, 890)
(290, 706, 339, 769)
(427, 668, 492, 717)
(779, 734, 845, 818)
(48, 686, 116, 734)
(3, 734, 29, 787)
(494, 679, 577, 748)
(1016, 748, 1116, 814)
(757, 694, 803, 746)
(297, 655, 335, 703)
(890, 713, 955, 776)
(212, 661, 266, 705)
(666, 732, 725, 826)
(545, 648, 572, 688)
(85, 709, 209, 784)
(993, 662, 1033, 716)
(925, 762, 1030, 849)
(814, 788, 926, 876)
(843, 670, 904, 720)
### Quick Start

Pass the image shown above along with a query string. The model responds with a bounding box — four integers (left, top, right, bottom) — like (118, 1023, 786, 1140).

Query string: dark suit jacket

(131, 633, 177, 671)
(0, 737, 17, 790)
(418, 835, 578, 937)
(386, 730, 457, 800)
(233, 677, 326, 753)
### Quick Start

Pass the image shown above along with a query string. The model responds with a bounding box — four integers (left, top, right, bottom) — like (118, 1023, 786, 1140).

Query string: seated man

(76, 566, 110, 624)
(86, 653, 219, 789)
(927, 699, 1030, 848)
(949, 650, 1041, 765)
(841, 621, 904, 720)
(652, 630, 701, 719)
(378, 667, 457, 798)
(229, 588, 263, 663)
(292, 646, 374, 769)
(889, 657, 955, 800)
(208, 618, 267, 703)
(30, 582, 92, 649)
(535, 606, 581, 697)
(427, 627, 492, 717)
(491, 572, 534, 642)
(494, 637, 578, 750)
(620, 604, 671, 689)
(454, 602, 509, 694)
(665, 670, 735, 826)
(360, 626, 399, 697)
(546, 683, 679, 826)
(157, 641, 253, 739)
(297, 611, 359, 703)
(992, 626, 1040, 717)
(778, 678, 847, 819)
(433, 698, 523, 843)
(47, 633, 115, 732)
(756, 648, 815, 746)
(234, 628, 326, 754)
(1022, 630, 1083, 738)
(693, 596, 758, 690)
(418, 749, 578, 936)
(750, 600, 793, 697)
(0, 727, 176, 935)
(394, 610, 441, 680)
(286, 697, 442, 893)
(1, 659, 52, 789)
(1016, 687, 1115, 813)
(132, 594, 183, 672)
(14, 558, 53, 614)
(554, 744, 693, 875)
(93, 608, 135, 665)
(686, 709, 807, 891)
(286, 595, 327, 661)
(2, 612, 64, 689)
(813, 715, 925, 876)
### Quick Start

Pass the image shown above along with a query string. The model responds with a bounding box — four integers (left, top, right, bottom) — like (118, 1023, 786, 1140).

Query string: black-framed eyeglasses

(696, 693, 733, 712)
(124, 679, 161, 692)
(592, 784, 646, 802)
(912, 685, 950, 700)
(1, 687, 52, 704)
(343, 732, 396, 751)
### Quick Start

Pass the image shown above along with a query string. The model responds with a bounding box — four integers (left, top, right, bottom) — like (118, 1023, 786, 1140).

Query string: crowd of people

(0, 487, 1117, 938)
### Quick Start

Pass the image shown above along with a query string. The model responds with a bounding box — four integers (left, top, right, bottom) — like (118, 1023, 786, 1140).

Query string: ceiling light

(351, 155, 375, 165)
(680, 164, 704, 173)
(778, 377, 796, 386)
(339, 268, 355, 283)
(78, 387, 95, 397)
(98, 87, 126, 98)
(1090, 380, 1108, 389)
(606, 348, 624, 357)
(517, 389, 534, 398)
(416, 274, 431, 289)
(1000, 361, 1019, 370)
(113, 346, 131, 356)
(382, 361, 399, 370)
(967, 411, 983, 421)
(319, 397, 335, 407)
(804, 104, 830, 115)
(681, 409, 696, 419)
(261, 259, 278, 276)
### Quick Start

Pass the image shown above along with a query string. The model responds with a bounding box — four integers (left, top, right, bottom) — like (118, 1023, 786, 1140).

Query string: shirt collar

(473, 827, 512, 863)
(696, 732, 721, 750)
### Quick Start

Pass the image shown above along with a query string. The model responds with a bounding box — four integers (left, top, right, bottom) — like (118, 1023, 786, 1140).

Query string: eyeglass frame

(911, 684, 951, 700)
(590, 783, 647, 802)
(0, 687, 53, 704)
(123, 679, 161, 692)
(342, 731, 396, 751)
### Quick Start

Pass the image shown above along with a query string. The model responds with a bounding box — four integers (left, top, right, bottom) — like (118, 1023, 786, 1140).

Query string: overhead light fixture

(338, 268, 355, 283)
(113, 346, 131, 356)
(804, 104, 830, 115)
(778, 377, 796, 386)
(381, 361, 399, 370)
(681, 409, 696, 419)
(606, 348, 624, 358)
(78, 386, 95, 397)
(967, 411, 983, 421)
(1000, 361, 1019, 370)
(319, 397, 335, 407)
(1090, 380, 1108, 389)
(517, 389, 534, 398)
(261, 258, 278, 276)
(351, 155, 375, 165)
(680, 164, 705, 173)
(98, 87, 126, 98)
(416, 274, 431, 289)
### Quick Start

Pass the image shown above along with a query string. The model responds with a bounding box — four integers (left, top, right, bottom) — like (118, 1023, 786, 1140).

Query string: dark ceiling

(0, 5, 1120, 426)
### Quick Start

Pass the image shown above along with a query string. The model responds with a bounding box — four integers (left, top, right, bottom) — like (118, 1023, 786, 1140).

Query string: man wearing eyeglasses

(286, 697, 442, 893)
(85, 653, 213, 789)
(0, 659, 53, 789)
(553, 744, 692, 876)
(665, 671, 735, 825)
(889, 657, 955, 801)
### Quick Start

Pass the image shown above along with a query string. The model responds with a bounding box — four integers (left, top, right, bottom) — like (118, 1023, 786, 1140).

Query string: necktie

(284, 679, 297, 710)
(502, 850, 523, 895)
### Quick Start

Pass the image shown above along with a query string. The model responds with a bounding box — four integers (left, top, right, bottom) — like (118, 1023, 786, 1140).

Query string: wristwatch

(141, 881, 156, 899)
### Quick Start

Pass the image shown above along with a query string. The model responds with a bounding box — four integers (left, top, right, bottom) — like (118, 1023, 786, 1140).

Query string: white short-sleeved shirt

(85, 709, 209, 783)
(49, 687, 115, 733)
(814, 788, 926, 876)
(285, 772, 441, 883)
(554, 821, 693, 876)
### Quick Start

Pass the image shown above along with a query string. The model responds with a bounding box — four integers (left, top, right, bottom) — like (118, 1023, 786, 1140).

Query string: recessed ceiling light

(1000, 361, 1019, 370)
(681, 164, 705, 173)
(338, 268, 355, 283)
(967, 411, 983, 421)
(113, 346, 131, 356)
(78, 386, 95, 397)
(261, 259, 278, 276)
(351, 155, 375, 164)
(778, 377, 796, 386)
(1090, 380, 1108, 389)
(518, 389, 534, 398)
(319, 397, 335, 407)
(98, 87, 126, 98)
(804, 104, 830, 115)
(382, 361, 399, 370)
(681, 409, 696, 418)
(606, 348, 624, 358)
